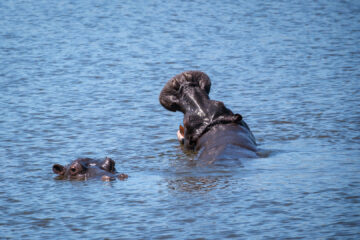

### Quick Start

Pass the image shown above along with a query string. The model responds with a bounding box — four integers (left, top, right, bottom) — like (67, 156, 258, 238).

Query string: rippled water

(1, 0, 359, 239)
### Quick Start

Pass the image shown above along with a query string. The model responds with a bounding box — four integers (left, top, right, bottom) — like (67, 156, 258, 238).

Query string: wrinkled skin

(159, 71, 257, 163)
(52, 157, 128, 181)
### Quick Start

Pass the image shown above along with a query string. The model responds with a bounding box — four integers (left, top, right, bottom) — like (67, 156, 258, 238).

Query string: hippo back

(196, 123, 257, 164)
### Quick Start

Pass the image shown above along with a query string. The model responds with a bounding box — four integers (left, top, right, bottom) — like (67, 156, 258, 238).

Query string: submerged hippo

(159, 71, 257, 164)
(52, 157, 128, 181)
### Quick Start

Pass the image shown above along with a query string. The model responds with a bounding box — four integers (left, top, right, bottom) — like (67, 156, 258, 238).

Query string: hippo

(52, 157, 128, 181)
(159, 71, 257, 164)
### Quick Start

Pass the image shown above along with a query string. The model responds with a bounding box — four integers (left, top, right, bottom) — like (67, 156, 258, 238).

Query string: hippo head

(159, 71, 212, 113)
(53, 157, 128, 181)
(159, 71, 242, 150)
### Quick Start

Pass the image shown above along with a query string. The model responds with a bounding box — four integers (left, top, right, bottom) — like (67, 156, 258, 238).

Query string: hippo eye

(70, 167, 77, 173)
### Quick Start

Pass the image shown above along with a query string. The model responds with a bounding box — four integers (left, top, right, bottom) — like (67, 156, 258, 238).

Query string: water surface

(1, 0, 359, 239)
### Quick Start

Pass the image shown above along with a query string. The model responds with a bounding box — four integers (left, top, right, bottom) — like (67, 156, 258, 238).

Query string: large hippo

(53, 157, 128, 181)
(159, 71, 257, 164)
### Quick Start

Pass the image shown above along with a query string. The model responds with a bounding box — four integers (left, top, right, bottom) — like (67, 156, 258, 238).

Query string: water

(1, 0, 359, 239)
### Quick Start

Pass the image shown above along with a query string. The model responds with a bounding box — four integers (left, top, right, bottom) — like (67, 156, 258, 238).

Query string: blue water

(1, 0, 360, 239)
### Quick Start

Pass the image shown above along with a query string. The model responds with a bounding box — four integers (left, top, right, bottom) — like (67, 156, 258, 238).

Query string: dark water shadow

(167, 175, 231, 193)
(256, 147, 284, 158)
(164, 143, 284, 193)
(165, 152, 246, 193)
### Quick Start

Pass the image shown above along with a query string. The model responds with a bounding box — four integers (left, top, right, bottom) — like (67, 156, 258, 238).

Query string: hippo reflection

(159, 71, 257, 163)
(53, 157, 128, 181)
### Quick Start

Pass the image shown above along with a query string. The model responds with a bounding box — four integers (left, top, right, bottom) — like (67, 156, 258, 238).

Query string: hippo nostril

(53, 164, 65, 175)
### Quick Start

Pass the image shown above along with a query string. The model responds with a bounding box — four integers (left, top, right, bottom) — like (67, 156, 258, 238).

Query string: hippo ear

(101, 157, 116, 173)
(53, 164, 65, 175)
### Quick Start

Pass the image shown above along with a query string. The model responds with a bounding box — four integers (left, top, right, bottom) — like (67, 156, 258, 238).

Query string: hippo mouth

(160, 71, 244, 149)
(177, 125, 185, 144)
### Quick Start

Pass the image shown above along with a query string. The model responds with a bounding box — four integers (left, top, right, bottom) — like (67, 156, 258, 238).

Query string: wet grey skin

(159, 71, 257, 163)
(53, 157, 128, 181)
